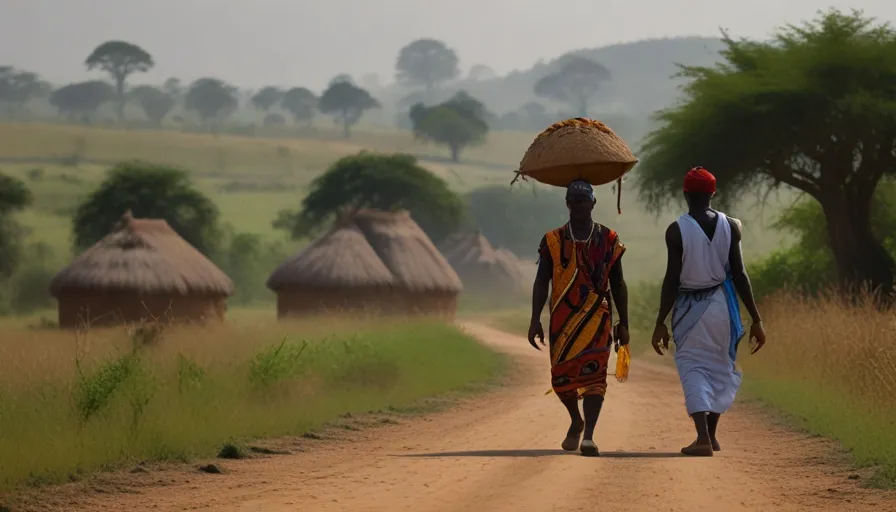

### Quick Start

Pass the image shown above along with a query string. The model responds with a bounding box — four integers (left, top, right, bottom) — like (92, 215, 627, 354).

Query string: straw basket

(514, 118, 638, 187)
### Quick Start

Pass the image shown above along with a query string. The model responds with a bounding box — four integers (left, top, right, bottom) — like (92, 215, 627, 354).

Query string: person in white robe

(650, 166, 767, 457)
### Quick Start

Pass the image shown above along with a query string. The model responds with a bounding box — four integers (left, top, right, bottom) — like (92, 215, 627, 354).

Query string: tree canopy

(395, 39, 460, 91)
(49, 80, 115, 120)
(129, 85, 175, 127)
(409, 91, 489, 162)
(184, 77, 239, 128)
(318, 80, 380, 138)
(280, 87, 317, 124)
(251, 86, 284, 112)
(85, 40, 154, 123)
(534, 56, 611, 116)
(0, 172, 33, 279)
(636, 9, 896, 295)
(72, 162, 221, 255)
(0, 67, 51, 113)
(273, 151, 464, 243)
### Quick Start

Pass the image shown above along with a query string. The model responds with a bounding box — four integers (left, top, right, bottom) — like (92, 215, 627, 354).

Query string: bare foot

(711, 438, 721, 452)
(580, 439, 599, 457)
(681, 440, 714, 457)
(561, 420, 584, 451)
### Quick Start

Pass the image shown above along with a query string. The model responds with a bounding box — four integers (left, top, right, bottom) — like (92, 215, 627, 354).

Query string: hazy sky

(2, 1, 894, 91)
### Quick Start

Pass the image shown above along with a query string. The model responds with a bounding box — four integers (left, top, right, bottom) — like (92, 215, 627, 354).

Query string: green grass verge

(741, 377, 896, 488)
(0, 320, 505, 492)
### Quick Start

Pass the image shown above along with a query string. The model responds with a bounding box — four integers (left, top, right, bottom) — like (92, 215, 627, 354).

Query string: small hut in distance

(49, 211, 234, 328)
(266, 208, 462, 319)
(440, 230, 527, 299)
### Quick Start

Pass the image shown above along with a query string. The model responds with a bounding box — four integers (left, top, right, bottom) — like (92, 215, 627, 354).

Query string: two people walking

(527, 167, 767, 457)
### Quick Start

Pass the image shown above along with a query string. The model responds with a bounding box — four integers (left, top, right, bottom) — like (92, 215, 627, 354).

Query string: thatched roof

(266, 215, 394, 291)
(441, 231, 526, 291)
(49, 211, 234, 297)
(267, 208, 463, 294)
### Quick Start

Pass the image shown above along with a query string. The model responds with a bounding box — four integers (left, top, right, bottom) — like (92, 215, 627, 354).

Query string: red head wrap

(683, 166, 716, 194)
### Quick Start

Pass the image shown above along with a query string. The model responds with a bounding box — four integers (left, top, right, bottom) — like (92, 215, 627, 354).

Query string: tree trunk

(342, 110, 350, 138)
(115, 76, 126, 125)
(450, 144, 460, 162)
(820, 193, 895, 299)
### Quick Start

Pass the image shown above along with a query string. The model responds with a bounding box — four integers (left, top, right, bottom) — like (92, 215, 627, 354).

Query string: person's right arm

(531, 237, 551, 324)
(655, 223, 683, 326)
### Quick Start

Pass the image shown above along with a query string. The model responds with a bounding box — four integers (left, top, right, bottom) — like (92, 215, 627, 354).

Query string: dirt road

(30, 324, 893, 512)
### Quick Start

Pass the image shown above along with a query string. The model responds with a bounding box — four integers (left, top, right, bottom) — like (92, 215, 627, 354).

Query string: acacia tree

(318, 80, 380, 138)
(637, 9, 896, 296)
(85, 40, 154, 123)
(534, 56, 611, 116)
(272, 151, 464, 242)
(395, 39, 460, 91)
(72, 161, 221, 255)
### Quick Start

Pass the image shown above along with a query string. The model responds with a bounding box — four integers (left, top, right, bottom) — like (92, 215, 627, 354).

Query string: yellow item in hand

(615, 344, 631, 383)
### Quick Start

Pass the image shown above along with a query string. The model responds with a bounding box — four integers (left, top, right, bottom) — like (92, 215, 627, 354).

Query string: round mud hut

(49, 211, 234, 328)
(266, 208, 463, 319)
(440, 231, 527, 298)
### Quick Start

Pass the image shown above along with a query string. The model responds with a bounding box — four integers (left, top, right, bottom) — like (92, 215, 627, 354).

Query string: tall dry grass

(740, 291, 896, 486)
(0, 316, 504, 492)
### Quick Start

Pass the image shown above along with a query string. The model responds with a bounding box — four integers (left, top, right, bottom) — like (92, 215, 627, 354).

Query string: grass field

(0, 315, 505, 492)
(738, 292, 896, 487)
(0, 120, 795, 283)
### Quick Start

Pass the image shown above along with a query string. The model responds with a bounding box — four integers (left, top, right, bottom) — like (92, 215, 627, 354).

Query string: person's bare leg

(560, 397, 584, 451)
(707, 412, 721, 451)
(579, 395, 604, 456)
(681, 412, 714, 456)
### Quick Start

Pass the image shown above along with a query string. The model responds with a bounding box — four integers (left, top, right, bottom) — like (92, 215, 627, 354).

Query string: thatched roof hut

(441, 231, 527, 297)
(267, 208, 462, 318)
(49, 211, 234, 328)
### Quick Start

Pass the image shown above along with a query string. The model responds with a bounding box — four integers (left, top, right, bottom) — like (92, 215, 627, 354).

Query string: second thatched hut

(48, 211, 234, 328)
(266, 208, 463, 318)
(440, 231, 527, 298)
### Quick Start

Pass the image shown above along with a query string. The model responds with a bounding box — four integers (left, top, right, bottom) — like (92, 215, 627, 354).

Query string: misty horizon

(2, 0, 894, 91)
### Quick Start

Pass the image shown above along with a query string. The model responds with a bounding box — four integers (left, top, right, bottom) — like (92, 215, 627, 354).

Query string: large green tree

(273, 152, 464, 243)
(85, 40, 155, 123)
(637, 9, 896, 295)
(409, 91, 489, 162)
(0, 172, 33, 279)
(73, 162, 221, 255)
(318, 80, 380, 138)
(395, 39, 460, 91)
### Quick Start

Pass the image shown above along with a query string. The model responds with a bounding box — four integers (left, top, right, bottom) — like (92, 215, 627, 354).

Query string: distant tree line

(1, 36, 619, 160)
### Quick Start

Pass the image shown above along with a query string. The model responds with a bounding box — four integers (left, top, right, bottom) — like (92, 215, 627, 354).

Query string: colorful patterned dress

(538, 222, 625, 400)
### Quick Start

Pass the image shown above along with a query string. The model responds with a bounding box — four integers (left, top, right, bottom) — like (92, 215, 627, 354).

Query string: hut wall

(275, 287, 457, 320)
(56, 291, 227, 328)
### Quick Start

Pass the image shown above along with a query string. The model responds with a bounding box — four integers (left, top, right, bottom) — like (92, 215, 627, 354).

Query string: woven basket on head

(515, 118, 638, 188)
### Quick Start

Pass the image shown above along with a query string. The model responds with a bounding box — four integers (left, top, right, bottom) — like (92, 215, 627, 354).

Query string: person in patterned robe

(528, 180, 630, 457)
